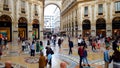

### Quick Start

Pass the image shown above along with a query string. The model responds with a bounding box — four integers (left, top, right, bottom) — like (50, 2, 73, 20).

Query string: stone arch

(96, 18, 106, 37)
(45, 1, 61, 11)
(0, 15, 12, 22)
(112, 17, 120, 37)
(82, 19, 91, 36)
(96, 18, 106, 24)
(18, 17, 27, 23)
(18, 17, 28, 40)
(82, 19, 90, 24)
(32, 19, 39, 24)
(0, 15, 12, 41)
(32, 19, 40, 40)
(112, 17, 120, 25)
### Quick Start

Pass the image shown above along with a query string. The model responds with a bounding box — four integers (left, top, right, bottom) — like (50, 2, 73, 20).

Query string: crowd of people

(0, 34, 8, 60)
(0, 33, 120, 68)
(77, 34, 120, 68)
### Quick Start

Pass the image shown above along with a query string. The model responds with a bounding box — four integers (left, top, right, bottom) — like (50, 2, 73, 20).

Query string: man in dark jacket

(78, 45, 84, 68)
(68, 40, 73, 55)
(112, 37, 120, 51)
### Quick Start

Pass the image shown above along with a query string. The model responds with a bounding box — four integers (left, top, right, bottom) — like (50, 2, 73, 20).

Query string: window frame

(84, 6, 88, 16)
(98, 4, 103, 15)
(115, 1, 120, 13)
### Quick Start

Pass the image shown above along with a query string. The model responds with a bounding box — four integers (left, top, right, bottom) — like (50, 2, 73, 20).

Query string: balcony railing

(35, 11, 38, 16)
(3, 4, 9, 11)
(98, 13, 103, 15)
(115, 11, 120, 13)
(84, 14, 88, 17)
(21, 8, 25, 14)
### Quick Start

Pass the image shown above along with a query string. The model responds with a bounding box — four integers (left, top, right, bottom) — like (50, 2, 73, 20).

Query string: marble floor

(0, 37, 114, 68)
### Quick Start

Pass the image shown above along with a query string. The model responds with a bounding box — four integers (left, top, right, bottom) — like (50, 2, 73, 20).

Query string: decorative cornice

(83, 16, 90, 20)
(33, 15, 39, 19)
(1, 10, 12, 15)
(96, 15, 105, 18)
(19, 13, 27, 17)
(113, 13, 120, 17)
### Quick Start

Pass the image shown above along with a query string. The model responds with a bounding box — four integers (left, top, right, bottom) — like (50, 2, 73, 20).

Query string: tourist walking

(21, 40, 26, 52)
(83, 47, 90, 67)
(38, 52, 46, 68)
(45, 47, 54, 68)
(30, 41, 35, 57)
(78, 45, 84, 68)
(0, 46, 2, 60)
(4, 36, 8, 49)
(36, 41, 40, 53)
(92, 40, 96, 52)
(47, 39, 50, 46)
(40, 41, 44, 53)
(104, 46, 111, 68)
(68, 40, 73, 55)
(58, 37, 62, 48)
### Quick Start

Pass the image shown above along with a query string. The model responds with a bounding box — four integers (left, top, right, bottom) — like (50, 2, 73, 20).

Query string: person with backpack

(68, 40, 73, 55)
(78, 45, 84, 68)
(83, 47, 90, 67)
(45, 47, 54, 68)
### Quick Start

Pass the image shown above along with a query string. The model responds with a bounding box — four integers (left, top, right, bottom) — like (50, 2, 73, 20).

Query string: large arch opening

(82, 19, 91, 37)
(32, 19, 40, 40)
(112, 17, 120, 37)
(0, 15, 12, 41)
(44, 4, 60, 37)
(18, 17, 28, 40)
(96, 18, 106, 37)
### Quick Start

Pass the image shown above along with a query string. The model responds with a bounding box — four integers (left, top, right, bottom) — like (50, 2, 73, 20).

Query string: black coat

(69, 41, 73, 48)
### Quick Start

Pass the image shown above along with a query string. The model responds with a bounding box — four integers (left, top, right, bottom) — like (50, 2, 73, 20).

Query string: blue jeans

(80, 56, 83, 68)
(83, 57, 89, 64)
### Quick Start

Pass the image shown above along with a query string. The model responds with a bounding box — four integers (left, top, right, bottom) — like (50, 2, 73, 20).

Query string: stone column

(106, 2, 112, 37)
(91, 5, 96, 36)
(12, 21, 18, 45)
(12, 0, 18, 45)
(40, 5, 44, 40)
(77, 7, 81, 35)
(28, 23, 32, 40)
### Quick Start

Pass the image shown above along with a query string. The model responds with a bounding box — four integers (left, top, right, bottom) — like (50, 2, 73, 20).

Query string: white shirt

(78, 38, 83, 43)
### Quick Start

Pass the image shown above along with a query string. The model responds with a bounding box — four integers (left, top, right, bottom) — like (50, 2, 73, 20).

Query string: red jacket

(78, 47, 84, 56)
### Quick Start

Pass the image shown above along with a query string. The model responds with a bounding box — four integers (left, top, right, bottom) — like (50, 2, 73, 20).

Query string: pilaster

(106, 2, 112, 37)
(91, 5, 96, 36)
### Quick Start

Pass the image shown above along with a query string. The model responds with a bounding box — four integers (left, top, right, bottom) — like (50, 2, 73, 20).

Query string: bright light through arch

(44, 4, 60, 34)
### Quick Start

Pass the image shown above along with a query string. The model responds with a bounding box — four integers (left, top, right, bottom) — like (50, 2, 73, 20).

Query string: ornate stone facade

(0, 0, 44, 42)
(61, 0, 120, 37)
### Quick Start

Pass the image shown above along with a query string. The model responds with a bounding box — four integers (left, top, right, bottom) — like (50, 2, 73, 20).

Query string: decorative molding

(19, 13, 27, 17)
(83, 16, 90, 20)
(13, 30, 18, 32)
(1, 10, 11, 15)
(113, 13, 120, 17)
(96, 15, 105, 18)
(33, 15, 39, 19)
